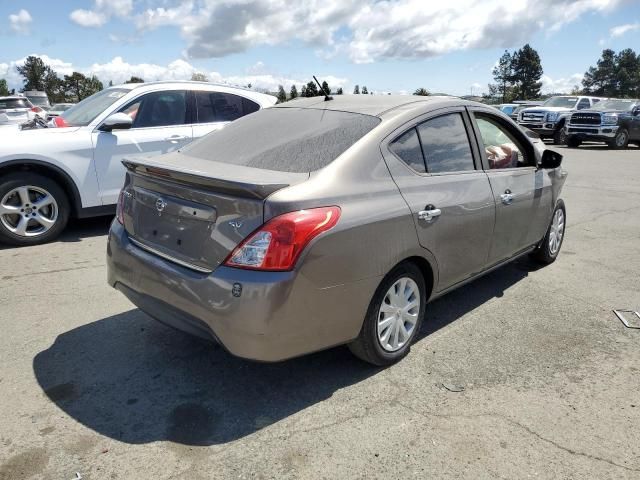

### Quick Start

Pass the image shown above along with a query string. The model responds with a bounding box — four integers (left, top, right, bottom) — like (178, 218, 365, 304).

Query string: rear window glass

(183, 108, 381, 173)
(389, 128, 426, 173)
(0, 99, 30, 109)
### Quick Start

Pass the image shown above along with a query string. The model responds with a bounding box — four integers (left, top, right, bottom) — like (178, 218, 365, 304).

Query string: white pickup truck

(0, 81, 276, 245)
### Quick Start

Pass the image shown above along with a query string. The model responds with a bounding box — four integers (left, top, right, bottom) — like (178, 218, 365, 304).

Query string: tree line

(581, 48, 640, 97)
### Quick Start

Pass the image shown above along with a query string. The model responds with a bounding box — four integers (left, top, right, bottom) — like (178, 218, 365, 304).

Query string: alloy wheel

(548, 208, 565, 255)
(0, 186, 59, 237)
(377, 277, 420, 352)
(616, 131, 628, 148)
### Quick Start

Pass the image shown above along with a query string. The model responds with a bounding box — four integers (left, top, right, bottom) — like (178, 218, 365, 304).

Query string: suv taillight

(116, 190, 125, 224)
(30, 106, 43, 113)
(224, 207, 341, 271)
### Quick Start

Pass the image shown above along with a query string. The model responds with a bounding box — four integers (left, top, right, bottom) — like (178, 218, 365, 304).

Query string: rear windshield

(182, 108, 381, 173)
(0, 98, 30, 109)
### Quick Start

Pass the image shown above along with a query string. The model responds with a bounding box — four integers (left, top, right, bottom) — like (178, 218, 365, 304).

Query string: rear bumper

(107, 220, 377, 362)
(566, 125, 618, 140)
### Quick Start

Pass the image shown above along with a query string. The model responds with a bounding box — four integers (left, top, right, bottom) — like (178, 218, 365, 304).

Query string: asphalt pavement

(1, 144, 639, 479)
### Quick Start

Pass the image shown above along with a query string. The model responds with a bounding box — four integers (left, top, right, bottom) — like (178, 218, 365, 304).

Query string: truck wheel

(553, 128, 567, 145)
(566, 137, 581, 148)
(608, 129, 629, 150)
(0, 172, 70, 246)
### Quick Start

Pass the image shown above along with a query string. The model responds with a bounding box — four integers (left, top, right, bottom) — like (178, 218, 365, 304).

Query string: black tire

(566, 136, 581, 148)
(0, 172, 70, 246)
(553, 127, 567, 145)
(608, 129, 629, 150)
(349, 262, 427, 366)
(530, 200, 566, 265)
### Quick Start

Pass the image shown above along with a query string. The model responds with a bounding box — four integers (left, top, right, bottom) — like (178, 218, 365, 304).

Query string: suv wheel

(0, 172, 70, 246)
(566, 136, 581, 148)
(608, 129, 629, 150)
(531, 200, 566, 265)
(553, 128, 567, 145)
(349, 262, 426, 366)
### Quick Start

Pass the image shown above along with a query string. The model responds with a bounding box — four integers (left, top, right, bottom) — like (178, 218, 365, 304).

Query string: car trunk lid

(120, 152, 309, 272)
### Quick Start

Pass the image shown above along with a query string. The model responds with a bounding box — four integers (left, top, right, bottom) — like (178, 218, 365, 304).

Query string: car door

(192, 91, 260, 140)
(92, 89, 194, 205)
(629, 105, 640, 140)
(382, 109, 495, 292)
(468, 108, 554, 265)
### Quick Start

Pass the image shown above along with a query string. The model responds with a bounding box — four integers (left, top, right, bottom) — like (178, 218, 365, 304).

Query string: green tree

(63, 72, 103, 101)
(108, 80, 113, 87)
(290, 85, 298, 99)
(614, 48, 640, 97)
(0, 79, 10, 96)
(413, 88, 430, 96)
(16, 55, 50, 91)
(304, 81, 319, 97)
(276, 85, 287, 103)
(361, 86, 368, 94)
(511, 44, 543, 99)
(125, 76, 145, 84)
(300, 85, 307, 97)
(353, 84, 360, 94)
(320, 80, 330, 95)
(582, 49, 617, 96)
(490, 50, 516, 102)
(336, 87, 343, 95)
(191, 72, 208, 82)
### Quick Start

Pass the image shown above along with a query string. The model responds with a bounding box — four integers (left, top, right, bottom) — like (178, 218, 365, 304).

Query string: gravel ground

(1, 144, 639, 480)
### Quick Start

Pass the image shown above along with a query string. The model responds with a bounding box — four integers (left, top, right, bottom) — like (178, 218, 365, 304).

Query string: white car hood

(522, 106, 573, 113)
(0, 125, 82, 138)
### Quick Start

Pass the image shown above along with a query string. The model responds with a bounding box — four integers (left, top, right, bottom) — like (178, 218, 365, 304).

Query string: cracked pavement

(1, 145, 639, 479)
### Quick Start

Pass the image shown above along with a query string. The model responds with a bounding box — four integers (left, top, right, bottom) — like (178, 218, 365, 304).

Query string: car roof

(274, 95, 461, 117)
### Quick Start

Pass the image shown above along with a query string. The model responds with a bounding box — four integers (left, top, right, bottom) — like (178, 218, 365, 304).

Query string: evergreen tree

(305, 81, 319, 97)
(336, 87, 343, 95)
(290, 85, 298, 99)
(300, 85, 307, 97)
(276, 85, 287, 103)
(191, 72, 208, 82)
(108, 80, 113, 87)
(615, 48, 640, 97)
(16, 56, 50, 91)
(413, 88, 430, 96)
(320, 80, 330, 95)
(490, 50, 515, 102)
(63, 72, 104, 101)
(362, 86, 368, 94)
(125, 76, 145, 84)
(511, 44, 543, 99)
(0, 79, 9, 96)
(353, 85, 360, 94)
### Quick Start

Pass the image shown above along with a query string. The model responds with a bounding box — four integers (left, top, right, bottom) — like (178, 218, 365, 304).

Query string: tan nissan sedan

(107, 95, 566, 365)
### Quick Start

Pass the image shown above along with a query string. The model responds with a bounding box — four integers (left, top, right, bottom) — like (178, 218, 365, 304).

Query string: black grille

(568, 127, 598, 134)
(570, 113, 601, 125)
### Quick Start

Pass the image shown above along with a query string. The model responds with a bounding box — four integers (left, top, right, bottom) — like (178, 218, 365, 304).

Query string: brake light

(224, 207, 341, 271)
(116, 190, 125, 224)
(53, 116, 69, 128)
(30, 106, 43, 113)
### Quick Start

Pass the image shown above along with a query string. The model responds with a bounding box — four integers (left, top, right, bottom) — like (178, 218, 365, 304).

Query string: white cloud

(541, 73, 583, 93)
(122, 0, 624, 62)
(9, 9, 32, 34)
(609, 23, 640, 38)
(70, 0, 132, 27)
(1, 54, 347, 94)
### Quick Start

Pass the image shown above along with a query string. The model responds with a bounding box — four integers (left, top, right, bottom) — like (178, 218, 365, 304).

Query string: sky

(1, 0, 639, 96)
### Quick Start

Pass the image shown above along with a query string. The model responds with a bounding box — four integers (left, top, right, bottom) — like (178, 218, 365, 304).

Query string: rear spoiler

(122, 155, 309, 200)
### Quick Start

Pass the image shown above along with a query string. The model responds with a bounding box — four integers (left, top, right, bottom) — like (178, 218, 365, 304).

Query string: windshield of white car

(27, 97, 50, 107)
(595, 99, 638, 111)
(61, 88, 129, 126)
(543, 97, 578, 108)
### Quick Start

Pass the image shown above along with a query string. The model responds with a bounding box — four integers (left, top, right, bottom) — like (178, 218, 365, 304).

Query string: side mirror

(99, 113, 133, 132)
(540, 149, 563, 169)
(632, 106, 640, 116)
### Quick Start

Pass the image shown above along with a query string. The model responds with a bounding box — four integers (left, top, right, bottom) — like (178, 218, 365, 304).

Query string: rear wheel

(530, 200, 566, 265)
(608, 129, 629, 149)
(349, 262, 426, 366)
(0, 172, 70, 246)
(566, 136, 581, 148)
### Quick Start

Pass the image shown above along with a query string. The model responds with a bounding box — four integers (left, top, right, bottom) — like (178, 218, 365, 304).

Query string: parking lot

(0, 144, 639, 479)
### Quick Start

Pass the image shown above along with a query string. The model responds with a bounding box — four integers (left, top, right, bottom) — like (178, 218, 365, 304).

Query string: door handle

(418, 205, 442, 222)
(164, 135, 190, 143)
(500, 190, 514, 205)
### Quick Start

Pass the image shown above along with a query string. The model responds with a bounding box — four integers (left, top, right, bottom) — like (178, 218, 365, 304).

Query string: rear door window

(195, 91, 260, 123)
(389, 128, 426, 173)
(417, 113, 475, 173)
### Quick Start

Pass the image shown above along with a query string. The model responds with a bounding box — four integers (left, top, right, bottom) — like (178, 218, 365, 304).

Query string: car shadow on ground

(33, 260, 530, 446)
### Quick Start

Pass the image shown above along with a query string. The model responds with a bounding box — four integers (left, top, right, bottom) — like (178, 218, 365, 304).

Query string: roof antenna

(313, 75, 333, 101)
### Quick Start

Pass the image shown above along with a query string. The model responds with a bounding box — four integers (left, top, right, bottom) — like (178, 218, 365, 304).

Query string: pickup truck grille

(520, 111, 545, 122)
(570, 112, 601, 125)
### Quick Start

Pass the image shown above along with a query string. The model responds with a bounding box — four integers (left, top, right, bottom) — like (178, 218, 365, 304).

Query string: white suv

(0, 81, 276, 245)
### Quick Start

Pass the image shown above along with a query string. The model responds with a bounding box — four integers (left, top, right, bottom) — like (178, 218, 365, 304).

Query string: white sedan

(0, 81, 276, 245)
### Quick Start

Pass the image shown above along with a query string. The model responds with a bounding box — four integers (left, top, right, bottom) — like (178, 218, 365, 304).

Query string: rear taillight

(224, 207, 341, 271)
(53, 117, 69, 128)
(116, 190, 125, 224)
(30, 106, 43, 113)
